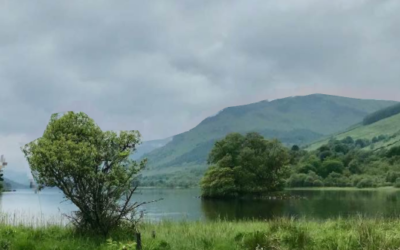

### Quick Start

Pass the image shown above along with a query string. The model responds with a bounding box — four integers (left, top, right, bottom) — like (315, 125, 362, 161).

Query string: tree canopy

(201, 132, 289, 198)
(288, 135, 400, 189)
(22, 112, 146, 235)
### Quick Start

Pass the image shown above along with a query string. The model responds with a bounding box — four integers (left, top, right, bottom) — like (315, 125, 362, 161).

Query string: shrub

(394, 178, 400, 188)
(287, 172, 323, 187)
(356, 178, 376, 188)
(385, 171, 400, 183)
(324, 173, 351, 187)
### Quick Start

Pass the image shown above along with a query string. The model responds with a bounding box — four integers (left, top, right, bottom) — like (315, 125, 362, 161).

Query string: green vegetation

(22, 112, 146, 236)
(289, 136, 400, 188)
(363, 103, 400, 125)
(142, 94, 396, 187)
(306, 113, 400, 152)
(130, 137, 172, 160)
(201, 133, 289, 198)
(3, 218, 400, 249)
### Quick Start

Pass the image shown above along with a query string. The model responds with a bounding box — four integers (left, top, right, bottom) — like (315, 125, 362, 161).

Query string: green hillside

(306, 112, 400, 152)
(139, 94, 397, 187)
(131, 137, 172, 160)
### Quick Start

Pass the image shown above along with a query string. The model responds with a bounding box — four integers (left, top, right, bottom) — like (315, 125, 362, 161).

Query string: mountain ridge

(138, 94, 397, 187)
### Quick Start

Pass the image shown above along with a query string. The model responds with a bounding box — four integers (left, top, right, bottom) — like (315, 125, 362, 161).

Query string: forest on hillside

(288, 136, 400, 188)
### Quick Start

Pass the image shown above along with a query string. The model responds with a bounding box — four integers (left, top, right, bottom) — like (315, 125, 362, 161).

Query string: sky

(1, 0, 400, 178)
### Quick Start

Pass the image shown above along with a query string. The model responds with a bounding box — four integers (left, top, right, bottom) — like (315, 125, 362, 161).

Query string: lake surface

(2, 188, 400, 225)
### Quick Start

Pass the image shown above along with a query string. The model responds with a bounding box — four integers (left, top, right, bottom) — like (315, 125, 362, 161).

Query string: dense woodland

(363, 103, 400, 125)
(288, 136, 400, 188)
(199, 131, 400, 197)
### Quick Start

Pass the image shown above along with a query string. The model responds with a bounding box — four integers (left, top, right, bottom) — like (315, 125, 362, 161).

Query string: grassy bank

(2, 218, 400, 249)
(285, 186, 399, 191)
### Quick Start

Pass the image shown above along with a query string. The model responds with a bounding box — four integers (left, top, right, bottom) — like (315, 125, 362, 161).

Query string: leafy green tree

(341, 136, 354, 144)
(22, 112, 146, 235)
(201, 132, 289, 198)
(201, 166, 236, 198)
(319, 150, 332, 161)
(387, 146, 400, 158)
(291, 145, 300, 151)
(319, 160, 344, 178)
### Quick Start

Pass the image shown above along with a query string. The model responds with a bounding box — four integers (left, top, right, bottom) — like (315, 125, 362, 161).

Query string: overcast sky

(1, 0, 400, 175)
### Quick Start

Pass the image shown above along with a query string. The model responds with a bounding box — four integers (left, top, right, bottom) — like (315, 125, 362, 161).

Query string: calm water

(2, 188, 400, 224)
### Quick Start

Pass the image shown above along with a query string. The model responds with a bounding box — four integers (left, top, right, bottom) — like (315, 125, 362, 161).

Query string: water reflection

(2, 188, 400, 225)
(202, 189, 400, 220)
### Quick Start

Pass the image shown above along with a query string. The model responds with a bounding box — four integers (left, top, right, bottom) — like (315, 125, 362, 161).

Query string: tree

(201, 132, 289, 198)
(22, 112, 146, 236)
(387, 146, 400, 158)
(319, 159, 344, 178)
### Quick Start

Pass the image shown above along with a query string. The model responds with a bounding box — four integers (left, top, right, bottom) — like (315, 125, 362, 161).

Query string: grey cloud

(1, 0, 400, 174)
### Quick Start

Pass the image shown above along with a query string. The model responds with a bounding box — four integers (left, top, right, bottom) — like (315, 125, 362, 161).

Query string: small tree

(201, 132, 289, 198)
(22, 112, 147, 236)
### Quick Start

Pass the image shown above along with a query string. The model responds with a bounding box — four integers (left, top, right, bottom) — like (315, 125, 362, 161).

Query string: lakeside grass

(285, 186, 399, 191)
(2, 218, 400, 249)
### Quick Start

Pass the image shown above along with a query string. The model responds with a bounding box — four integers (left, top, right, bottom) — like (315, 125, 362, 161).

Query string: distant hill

(306, 112, 400, 152)
(139, 94, 397, 187)
(131, 137, 172, 160)
(4, 178, 29, 189)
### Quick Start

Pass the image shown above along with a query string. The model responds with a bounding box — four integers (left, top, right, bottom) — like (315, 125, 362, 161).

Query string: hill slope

(306, 112, 400, 152)
(4, 178, 29, 189)
(131, 137, 172, 160)
(140, 94, 397, 187)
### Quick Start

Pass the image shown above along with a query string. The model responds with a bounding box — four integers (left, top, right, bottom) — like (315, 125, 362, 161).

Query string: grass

(285, 186, 399, 191)
(306, 113, 400, 151)
(2, 217, 400, 249)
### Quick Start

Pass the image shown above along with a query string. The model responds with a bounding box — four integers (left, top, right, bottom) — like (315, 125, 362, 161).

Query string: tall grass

(0, 211, 67, 228)
(1, 216, 400, 249)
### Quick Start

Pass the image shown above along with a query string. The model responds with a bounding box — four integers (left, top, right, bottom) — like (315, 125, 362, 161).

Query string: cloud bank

(1, 0, 400, 176)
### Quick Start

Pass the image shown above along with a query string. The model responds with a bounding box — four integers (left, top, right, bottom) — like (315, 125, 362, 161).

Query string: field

(2, 218, 400, 249)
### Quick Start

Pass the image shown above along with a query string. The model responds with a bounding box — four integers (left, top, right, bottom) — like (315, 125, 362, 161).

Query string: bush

(394, 178, 400, 188)
(385, 171, 400, 183)
(287, 172, 323, 187)
(324, 173, 351, 187)
(356, 178, 376, 188)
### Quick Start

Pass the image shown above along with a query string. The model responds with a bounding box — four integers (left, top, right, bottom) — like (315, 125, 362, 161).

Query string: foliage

(289, 136, 400, 188)
(4, 218, 400, 250)
(307, 112, 400, 152)
(201, 132, 289, 198)
(22, 112, 147, 236)
(387, 146, 400, 158)
(394, 178, 400, 188)
(106, 238, 136, 250)
(286, 172, 323, 187)
(143, 95, 395, 187)
(363, 103, 400, 125)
